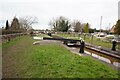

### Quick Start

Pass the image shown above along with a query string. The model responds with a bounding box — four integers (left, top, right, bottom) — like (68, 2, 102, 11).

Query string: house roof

(110, 25, 115, 33)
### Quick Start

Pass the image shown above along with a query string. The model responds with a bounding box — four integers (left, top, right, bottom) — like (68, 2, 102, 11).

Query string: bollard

(8, 36, 10, 42)
(79, 39, 85, 53)
(63, 41, 68, 45)
(111, 39, 117, 51)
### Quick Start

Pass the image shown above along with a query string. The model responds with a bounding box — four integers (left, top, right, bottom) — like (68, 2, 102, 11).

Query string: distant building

(93, 32, 107, 37)
(110, 25, 115, 33)
(98, 32, 107, 37)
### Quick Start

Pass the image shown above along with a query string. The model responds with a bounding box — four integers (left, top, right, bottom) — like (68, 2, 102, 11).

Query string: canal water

(84, 48, 120, 68)
(69, 45, 120, 68)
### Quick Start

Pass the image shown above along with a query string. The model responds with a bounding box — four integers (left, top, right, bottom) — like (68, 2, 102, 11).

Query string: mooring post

(111, 39, 117, 51)
(79, 39, 85, 54)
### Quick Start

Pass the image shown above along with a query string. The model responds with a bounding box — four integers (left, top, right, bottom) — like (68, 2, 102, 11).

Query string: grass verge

(56, 34, 120, 50)
(2, 35, 119, 78)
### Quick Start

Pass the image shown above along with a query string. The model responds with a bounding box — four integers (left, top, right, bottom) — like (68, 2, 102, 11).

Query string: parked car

(105, 35, 115, 39)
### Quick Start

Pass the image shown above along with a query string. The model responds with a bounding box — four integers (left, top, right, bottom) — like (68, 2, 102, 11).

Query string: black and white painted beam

(33, 36, 81, 42)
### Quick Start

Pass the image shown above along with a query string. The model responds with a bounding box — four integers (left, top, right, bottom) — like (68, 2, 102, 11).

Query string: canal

(85, 48, 120, 68)
(33, 35, 120, 68)
(68, 44, 120, 68)
(51, 35, 120, 68)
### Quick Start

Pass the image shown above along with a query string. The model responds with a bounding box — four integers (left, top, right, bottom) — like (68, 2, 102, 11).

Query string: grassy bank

(2, 36, 28, 49)
(2, 35, 119, 78)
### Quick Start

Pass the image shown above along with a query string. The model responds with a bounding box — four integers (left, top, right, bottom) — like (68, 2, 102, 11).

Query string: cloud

(0, 0, 119, 29)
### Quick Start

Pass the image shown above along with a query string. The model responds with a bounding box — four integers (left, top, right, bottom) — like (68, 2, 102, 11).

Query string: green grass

(2, 35, 29, 49)
(81, 36, 112, 48)
(21, 44, 119, 78)
(2, 35, 119, 78)
(81, 35, 120, 50)
(56, 34, 120, 50)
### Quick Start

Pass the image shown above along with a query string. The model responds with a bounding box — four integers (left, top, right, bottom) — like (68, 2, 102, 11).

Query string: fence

(1, 33, 27, 43)
(2, 30, 26, 35)
(55, 32, 120, 50)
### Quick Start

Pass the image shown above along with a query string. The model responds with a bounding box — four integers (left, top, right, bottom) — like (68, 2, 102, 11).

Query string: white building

(94, 32, 107, 37)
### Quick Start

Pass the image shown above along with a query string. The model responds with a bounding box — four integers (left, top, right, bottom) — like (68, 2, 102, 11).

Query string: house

(110, 25, 115, 33)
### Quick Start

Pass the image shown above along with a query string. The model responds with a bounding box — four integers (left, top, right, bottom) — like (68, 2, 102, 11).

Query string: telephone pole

(100, 16, 102, 33)
(109, 23, 111, 34)
(99, 16, 102, 37)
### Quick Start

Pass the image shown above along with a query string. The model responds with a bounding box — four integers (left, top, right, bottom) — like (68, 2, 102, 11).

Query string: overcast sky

(0, 0, 119, 30)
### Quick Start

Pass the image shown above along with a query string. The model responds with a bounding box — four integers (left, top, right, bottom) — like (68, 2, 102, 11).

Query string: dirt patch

(2, 36, 33, 78)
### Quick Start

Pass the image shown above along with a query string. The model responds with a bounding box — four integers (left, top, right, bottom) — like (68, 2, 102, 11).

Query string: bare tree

(49, 18, 58, 31)
(72, 20, 82, 32)
(19, 16, 38, 31)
